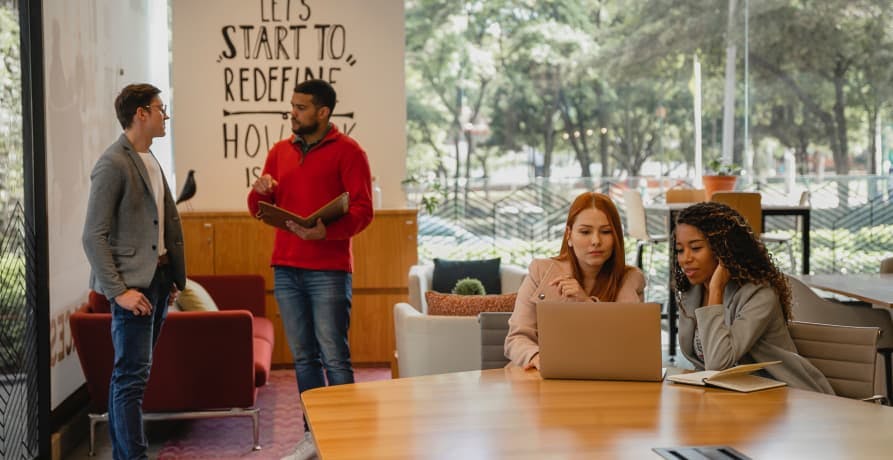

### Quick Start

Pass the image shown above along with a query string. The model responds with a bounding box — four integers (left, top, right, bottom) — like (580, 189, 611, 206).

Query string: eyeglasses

(144, 104, 168, 116)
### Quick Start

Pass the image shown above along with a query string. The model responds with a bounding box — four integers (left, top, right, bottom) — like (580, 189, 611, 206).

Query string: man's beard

(292, 120, 319, 136)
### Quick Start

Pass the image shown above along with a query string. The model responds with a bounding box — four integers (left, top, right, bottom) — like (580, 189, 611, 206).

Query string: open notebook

(668, 361, 786, 393)
(256, 192, 349, 230)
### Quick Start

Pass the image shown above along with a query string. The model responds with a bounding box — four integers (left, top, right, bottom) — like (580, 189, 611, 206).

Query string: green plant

(706, 158, 743, 176)
(452, 277, 486, 295)
(401, 175, 445, 214)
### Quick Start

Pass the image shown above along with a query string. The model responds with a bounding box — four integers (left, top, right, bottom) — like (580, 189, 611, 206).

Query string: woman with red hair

(505, 191, 645, 370)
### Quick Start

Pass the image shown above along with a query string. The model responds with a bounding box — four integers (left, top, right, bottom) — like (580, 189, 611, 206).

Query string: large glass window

(405, 0, 893, 276)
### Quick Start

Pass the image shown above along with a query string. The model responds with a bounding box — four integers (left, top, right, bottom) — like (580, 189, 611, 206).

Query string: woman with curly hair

(673, 201, 833, 393)
(505, 192, 645, 371)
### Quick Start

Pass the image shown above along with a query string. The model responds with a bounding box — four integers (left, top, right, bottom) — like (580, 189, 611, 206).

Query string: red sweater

(247, 125, 373, 272)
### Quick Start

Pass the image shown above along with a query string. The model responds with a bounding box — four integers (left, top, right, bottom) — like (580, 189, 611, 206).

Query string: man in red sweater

(248, 79, 372, 458)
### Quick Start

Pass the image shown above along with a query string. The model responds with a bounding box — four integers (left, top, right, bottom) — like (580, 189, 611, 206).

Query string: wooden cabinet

(180, 209, 418, 367)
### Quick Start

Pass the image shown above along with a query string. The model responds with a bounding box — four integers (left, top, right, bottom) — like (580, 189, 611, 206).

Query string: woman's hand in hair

(550, 274, 588, 301)
(707, 263, 730, 305)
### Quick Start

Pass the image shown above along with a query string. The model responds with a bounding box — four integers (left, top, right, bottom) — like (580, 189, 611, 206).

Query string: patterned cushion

(425, 291, 517, 316)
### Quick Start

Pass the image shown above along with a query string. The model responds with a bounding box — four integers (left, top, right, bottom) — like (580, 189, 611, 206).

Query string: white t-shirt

(138, 151, 166, 256)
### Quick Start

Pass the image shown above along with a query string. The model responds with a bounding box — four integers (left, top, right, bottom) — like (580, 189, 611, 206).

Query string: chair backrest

(788, 321, 880, 400)
(622, 189, 651, 241)
(479, 312, 512, 370)
(788, 275, 893, 349)
(881, 256, 893, 274)
(710, 191, 762, 235)
(666, 188, 706, 203)
(799, 190, 811, 206)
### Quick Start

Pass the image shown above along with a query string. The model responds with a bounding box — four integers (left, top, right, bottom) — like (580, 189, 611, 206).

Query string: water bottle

(372, 176, 383, 209)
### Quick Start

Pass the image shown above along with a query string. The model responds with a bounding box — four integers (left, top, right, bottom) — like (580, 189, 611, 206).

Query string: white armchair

(395, 263, 527, 378)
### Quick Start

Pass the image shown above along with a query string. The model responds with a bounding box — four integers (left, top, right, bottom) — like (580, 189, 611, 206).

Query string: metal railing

(0, 202, 38, 459)
(414, 175, 893, 303)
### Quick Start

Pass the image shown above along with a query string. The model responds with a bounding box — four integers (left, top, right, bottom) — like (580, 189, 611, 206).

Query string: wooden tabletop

(798, 273, 893, 308)
(301, 366, 893, 459)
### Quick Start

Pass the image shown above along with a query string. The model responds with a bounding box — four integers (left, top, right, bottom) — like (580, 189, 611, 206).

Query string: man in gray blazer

(82, 83, 186, 460)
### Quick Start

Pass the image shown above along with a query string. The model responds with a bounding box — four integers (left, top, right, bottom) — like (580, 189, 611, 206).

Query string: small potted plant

(703, 158, 742, 199)
(452, 277, 486, 295)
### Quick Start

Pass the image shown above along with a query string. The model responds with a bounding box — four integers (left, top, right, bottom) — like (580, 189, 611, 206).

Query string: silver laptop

(536, 301, 664, 381)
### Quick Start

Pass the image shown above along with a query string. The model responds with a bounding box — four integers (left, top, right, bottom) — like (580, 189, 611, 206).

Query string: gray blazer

(678, 281, 834, 394)
(82, 134, 186, 299)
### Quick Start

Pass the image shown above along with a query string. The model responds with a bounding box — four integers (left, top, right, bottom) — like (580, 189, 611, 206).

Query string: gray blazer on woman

(678, 281, 834, 394)
(82, 134, 186, 299)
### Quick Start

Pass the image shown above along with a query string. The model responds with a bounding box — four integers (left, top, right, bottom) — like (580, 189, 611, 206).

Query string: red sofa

(69, 274, 274, 454)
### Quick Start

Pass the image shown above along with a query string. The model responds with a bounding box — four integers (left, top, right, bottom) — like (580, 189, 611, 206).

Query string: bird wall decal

(176, 169, 196, 205)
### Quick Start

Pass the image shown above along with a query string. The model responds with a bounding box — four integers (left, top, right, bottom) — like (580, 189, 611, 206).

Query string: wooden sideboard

(180, 209, 418, 366)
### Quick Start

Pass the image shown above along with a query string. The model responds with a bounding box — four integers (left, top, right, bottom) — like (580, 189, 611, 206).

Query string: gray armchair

(394, 263, 527, 378)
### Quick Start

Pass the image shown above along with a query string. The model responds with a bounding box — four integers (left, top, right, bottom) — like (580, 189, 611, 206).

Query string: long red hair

(556, 192, 632, 301)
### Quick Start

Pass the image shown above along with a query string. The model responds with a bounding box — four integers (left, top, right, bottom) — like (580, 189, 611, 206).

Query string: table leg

(802, 211, 810, 274)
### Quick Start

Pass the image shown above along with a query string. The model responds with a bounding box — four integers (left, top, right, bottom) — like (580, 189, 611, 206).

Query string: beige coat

(678, 281, 834, 394)
(504, 258, 645, 367)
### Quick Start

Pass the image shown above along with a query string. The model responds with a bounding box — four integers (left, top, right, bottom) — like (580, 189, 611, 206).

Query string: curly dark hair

(671, 201, 792, 321)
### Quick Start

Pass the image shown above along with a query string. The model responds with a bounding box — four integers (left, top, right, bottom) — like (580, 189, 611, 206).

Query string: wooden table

(301, 367, 893, 459)
(648, 202, 811, 357)
(798, 273, 893, 308)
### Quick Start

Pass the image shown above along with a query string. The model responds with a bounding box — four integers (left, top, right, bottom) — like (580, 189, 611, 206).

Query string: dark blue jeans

(273, 267, 354, 394)
(108, 266, 170, 460)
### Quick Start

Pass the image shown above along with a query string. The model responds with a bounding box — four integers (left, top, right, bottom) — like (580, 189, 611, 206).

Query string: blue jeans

(108, 266, 171, 460)
(274, 267, 354, 394)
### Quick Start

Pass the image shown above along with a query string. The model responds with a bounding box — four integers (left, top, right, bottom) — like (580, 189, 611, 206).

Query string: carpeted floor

(65, 368, 391, 460)
(157, 368, 392, 459)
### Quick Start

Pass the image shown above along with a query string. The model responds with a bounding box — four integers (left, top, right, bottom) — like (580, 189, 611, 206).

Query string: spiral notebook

(255, 192, 349, 230)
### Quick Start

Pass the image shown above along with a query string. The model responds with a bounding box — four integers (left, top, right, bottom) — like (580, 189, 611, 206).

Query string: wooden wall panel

(181, 209, 417, 366)
(180, 217, 215, 275)
(353, 210, 418, 289)
(348, 292, 407, 364)
(212, 217, 276, 288)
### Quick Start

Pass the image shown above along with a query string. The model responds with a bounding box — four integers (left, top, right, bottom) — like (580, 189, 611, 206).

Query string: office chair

(622, 189, 667, 271)
(788, 275, 893, 402)
(788, 321, 886, 403)
(479, 312, 512, 370)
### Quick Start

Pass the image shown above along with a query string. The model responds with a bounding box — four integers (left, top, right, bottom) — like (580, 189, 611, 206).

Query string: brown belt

(157, 253, 170, 266)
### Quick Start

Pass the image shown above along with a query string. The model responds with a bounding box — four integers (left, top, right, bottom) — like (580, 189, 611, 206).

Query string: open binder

(256, 192, 349, 230)
(667, 361, 786, 393)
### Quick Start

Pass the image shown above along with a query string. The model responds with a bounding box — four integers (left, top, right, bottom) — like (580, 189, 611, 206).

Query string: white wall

(171, 0, 406, 210)
(43, 0, 171, 409)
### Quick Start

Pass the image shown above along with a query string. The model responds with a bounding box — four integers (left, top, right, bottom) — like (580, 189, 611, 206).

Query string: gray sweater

(678, 281, 834, 394)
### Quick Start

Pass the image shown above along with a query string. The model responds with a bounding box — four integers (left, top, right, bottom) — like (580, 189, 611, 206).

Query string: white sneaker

(280, 431, 319, 460)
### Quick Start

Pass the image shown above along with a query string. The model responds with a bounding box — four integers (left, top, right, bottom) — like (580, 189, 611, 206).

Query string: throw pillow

(175, 278, 220, 312)
(425, 291, 517, 316)
(432, 257, 501, 295)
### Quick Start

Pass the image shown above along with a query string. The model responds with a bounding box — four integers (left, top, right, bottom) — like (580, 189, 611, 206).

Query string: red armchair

(70, 274, 274, 454)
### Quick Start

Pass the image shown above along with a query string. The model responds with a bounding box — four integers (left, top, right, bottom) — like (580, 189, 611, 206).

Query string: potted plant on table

(703, 158, 742, 199)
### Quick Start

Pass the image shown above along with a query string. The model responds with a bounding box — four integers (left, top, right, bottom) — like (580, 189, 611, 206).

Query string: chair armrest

(393, 302, 480, 378)
(500, 265, 528, 293)
(144, 310, 257, 411)
(408, 265, 434, 312)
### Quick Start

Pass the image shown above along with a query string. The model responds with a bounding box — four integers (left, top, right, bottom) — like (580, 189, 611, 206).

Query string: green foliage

(452, 277, 486, 295)
(0, 253, 26, 374)
(402, 175, 446, 214)
(705, 157, 743, 176)
(0, 4, 24, 230)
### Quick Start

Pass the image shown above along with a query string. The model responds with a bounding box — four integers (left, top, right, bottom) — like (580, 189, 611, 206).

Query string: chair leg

(881, 348, 893, 406)
(636, 241, 645, 270)
(787, 241, 795, 273)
